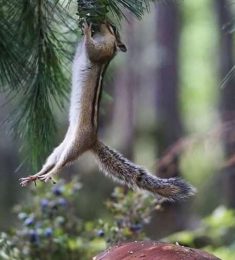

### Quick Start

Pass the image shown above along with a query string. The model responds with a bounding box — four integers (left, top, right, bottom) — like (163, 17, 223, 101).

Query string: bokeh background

(1, 0, 235, 259)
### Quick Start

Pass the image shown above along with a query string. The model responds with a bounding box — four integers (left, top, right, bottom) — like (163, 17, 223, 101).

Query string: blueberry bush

(1, 177, 235, 260)
(0, 178, 157, 260)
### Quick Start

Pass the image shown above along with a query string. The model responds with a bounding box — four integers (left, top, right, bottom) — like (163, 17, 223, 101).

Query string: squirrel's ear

(117, 42, 127, 52)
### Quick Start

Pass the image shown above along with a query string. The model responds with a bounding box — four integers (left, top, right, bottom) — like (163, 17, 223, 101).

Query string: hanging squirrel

(20, 22, 195, 201)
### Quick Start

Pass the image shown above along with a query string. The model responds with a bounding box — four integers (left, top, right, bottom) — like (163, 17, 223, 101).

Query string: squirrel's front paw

(83, 21, 92, 38)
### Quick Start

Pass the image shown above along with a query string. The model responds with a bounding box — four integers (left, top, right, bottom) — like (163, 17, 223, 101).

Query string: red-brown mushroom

(93, 241, 221, 260)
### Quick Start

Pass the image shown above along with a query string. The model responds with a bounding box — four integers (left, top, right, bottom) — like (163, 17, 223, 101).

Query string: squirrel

(20, 22, 195, 201)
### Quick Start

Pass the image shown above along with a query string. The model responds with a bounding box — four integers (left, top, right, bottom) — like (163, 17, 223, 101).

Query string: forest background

(0, 0, 235, 259)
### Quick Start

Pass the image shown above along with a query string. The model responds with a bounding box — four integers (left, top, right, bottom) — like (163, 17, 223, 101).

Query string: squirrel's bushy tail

(90, 140, 196, 201)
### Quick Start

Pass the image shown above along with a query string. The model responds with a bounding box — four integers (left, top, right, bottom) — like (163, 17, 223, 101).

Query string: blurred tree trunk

(216, 0, 235, 208)
(0, 95, 22, 229)
(155, 2, 183, 177)
(111, 18, 137, 159)
(151, 2, 188, 238)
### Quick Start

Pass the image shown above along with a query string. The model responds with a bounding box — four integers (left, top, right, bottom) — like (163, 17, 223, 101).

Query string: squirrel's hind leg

(38, 138, 82, 182)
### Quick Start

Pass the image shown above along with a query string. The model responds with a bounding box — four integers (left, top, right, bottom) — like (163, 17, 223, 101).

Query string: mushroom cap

(93, 241, 221, 260)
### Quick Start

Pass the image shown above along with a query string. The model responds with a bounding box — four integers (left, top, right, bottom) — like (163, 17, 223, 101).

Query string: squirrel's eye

(118, 43, 127, 52)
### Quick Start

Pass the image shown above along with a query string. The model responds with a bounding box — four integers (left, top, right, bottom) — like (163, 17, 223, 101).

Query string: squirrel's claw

(19, 175, 39, 187)
(20, 174, 56, 186)
(38, 174, 56, 184)
(83, 21, 92, 37)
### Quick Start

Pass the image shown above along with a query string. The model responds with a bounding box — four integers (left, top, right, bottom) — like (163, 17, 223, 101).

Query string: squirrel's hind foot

(38, 171, 57, 183)
(19, 175, 39, 187)
(20, 174, 56, 187)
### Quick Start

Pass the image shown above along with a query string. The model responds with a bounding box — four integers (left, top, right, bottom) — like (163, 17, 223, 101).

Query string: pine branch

(1, 0, 77, 169)
(16, 0, 76, 169)
(0, 0, 25, 91)
(76, 0, 153, 25)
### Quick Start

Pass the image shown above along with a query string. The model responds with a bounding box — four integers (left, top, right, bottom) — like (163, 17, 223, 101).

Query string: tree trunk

(0, 95, 22, 229)
(150, 2, 188, 238)
(155, 2, 183, 177)
(216, 0, 235, 208)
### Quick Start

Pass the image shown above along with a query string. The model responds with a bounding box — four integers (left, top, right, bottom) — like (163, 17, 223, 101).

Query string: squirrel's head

(99, 22, 127, 52)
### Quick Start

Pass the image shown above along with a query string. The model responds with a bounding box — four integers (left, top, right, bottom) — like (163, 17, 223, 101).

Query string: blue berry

(45, 227, 53, 238)
(52, 186, 63, 196)
(130, 223, 143, 232)
(58, 198, 67, 207)
(40, 199, 49, 208)
(97, 230, 105, 237)
(29, 230, 39, 244)
(24, 217, 34, 226)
